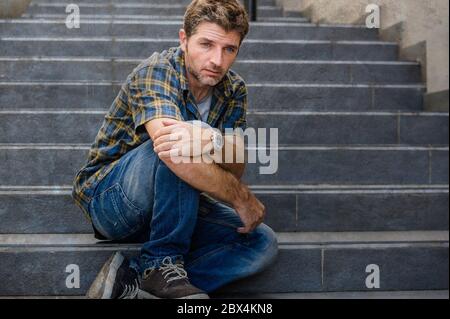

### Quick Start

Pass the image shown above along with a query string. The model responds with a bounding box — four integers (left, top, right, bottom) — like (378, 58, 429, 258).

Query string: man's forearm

(217, 162, 245, 180)
(211, 133, 246, 180)
(160, 156, 249, 208)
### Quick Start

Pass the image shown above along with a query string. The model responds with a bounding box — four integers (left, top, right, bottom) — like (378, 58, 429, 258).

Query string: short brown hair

(183, 0, 249, 44)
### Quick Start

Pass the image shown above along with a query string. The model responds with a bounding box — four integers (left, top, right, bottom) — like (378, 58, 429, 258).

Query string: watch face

(214, 132, 224, 149)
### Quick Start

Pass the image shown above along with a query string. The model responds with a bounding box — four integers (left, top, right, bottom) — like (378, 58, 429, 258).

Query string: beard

(187, 65, 222, 86)
(185, 45, 225, 87)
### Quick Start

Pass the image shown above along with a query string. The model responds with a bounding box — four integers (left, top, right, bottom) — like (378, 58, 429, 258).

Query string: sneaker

(86, 252, 140, 299)
(138, 256, 209, 299)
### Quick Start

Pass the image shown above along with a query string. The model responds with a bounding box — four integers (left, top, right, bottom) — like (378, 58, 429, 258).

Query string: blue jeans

(84, 139, 278, 293)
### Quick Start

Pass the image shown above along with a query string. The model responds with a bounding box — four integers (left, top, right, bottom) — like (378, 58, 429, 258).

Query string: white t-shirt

(197, 93, 213, 123)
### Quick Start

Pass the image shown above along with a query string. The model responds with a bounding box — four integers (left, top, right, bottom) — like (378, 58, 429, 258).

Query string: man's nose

(210, 48, 223, 69)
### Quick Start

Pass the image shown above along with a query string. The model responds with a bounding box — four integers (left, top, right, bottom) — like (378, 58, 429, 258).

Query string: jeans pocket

(89, 183, 145, 240)
(198, 193, 218, 217)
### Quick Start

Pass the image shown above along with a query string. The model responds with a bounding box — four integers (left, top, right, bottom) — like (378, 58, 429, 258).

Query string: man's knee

(255, 224, 279, 257)
(246, 224, 279, 272)
(118, 139, 169, 214)
(125, 138, 189, 188)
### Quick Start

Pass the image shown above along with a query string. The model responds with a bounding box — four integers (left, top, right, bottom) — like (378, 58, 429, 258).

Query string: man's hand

(233, 184, 266, 234)
(153, 119, 214, 159)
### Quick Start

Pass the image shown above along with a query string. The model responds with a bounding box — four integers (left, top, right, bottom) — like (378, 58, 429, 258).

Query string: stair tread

(0, 18, 380, 29)
(0, 56, 420, 64)
(1, 143, 447, 148)
(1, 231, 448, 247)
(0, 80, 426, 87)
(0, 35, 394, 43)
(213, 290, 450, 299)
(2, 290, 448, 299)
(21, 14, 307, 22)
(2, 184, 448, 188)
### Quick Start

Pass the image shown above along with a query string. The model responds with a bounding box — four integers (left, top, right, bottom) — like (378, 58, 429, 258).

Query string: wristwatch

(210, 130, 224, 153)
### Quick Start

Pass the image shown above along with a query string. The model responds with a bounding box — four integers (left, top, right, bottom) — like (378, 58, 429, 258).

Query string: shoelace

(160, 256, 188, 283)
(118, 278, 140, 299)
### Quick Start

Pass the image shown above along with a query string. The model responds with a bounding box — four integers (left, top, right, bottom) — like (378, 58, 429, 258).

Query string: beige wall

(276, 0, 449, 108)
(0, 0, 32, 18)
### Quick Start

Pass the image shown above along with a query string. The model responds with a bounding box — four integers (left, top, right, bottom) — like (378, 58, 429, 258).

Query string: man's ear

(179, 29, 187, 52)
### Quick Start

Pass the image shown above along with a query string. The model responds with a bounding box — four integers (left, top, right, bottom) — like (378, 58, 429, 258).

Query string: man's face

(179, 22, 241, 87)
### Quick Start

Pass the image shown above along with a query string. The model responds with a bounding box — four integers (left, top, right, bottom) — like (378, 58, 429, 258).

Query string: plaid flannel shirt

(72, 46, 248, 219)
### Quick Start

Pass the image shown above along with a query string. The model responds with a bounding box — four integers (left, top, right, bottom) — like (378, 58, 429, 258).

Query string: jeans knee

(258, 223, 279, 257)
(132, 139, 157, 160)
(156, 159, 198, 193)
(246, 224, 279, 273)
(155, 159, 180, 185)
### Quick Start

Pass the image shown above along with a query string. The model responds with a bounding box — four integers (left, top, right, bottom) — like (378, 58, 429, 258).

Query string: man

(72, 0, 278, 299)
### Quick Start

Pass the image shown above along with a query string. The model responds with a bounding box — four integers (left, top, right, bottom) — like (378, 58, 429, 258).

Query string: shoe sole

(138, 290, 210, 300)
(86, 252, 125, 299)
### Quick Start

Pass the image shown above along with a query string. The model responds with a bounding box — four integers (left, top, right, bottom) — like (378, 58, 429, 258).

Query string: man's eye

(226, 47, 236, 54)
(201, 43, 211, 48)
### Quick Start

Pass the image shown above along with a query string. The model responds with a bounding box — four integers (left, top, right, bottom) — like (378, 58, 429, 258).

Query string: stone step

(0, 186, 448, 234)
(3, 290, 448, 299)
(0, 111, 447, 145)
(213, 290, 450, 299)
(0, 58, 422, 84)
(261, 17, 311, 23)
(0, 145, 447, 186)
(0, 19, 378, 40)
(0, 232, 447, 295)
(25, 3, 285, 18)
(29, 0, 278, 6)
(0, 82, 425, 111)
(283, 11, 304, 18)
(0, 37, 399, 61)
(19, 14, 309, 23)
(0, 20, 379, 41)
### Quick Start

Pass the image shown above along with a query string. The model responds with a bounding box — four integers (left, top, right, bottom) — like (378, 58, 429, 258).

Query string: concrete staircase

(0, 0, 448, 298)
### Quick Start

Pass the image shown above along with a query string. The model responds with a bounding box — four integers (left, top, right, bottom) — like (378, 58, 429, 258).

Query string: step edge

(29, 3, 282, 10)
(213, 290, 450, 299)
(0, 81, 426, 89)
(0, 184, 448, 195)
(0, 144, 447, 151)
(1, 290, 448, 299)
(20, 14, 309, 22)
(0, 19, 380, 29)
(0, 231, 448, 247)
(0, 36, 397, 45)
(0, 57, 421, 65)
(0, 109, 446, 116)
